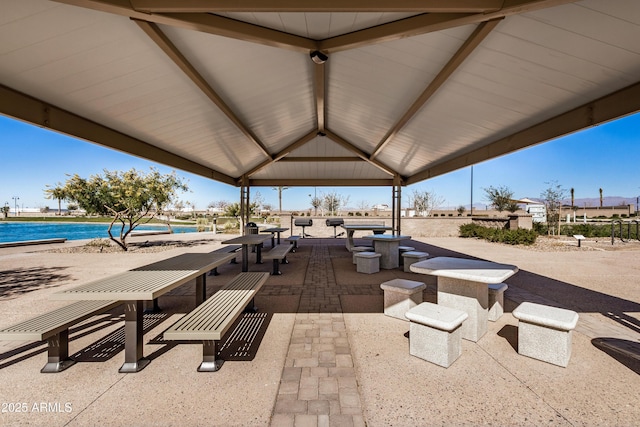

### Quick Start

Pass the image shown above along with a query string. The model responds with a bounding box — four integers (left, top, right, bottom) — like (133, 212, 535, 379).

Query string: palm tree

(599, 188, 603, 207)
(570, 188, 575, 208)
(44, 184, 67, 215)
(272, 186, 288, 213)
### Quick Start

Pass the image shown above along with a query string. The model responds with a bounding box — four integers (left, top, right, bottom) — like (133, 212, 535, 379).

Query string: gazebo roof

(1, 1, 639, 188)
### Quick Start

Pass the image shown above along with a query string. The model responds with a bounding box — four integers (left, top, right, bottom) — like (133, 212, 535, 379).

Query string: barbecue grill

(294, 218, 313, 238)
(325, 218, 345, 238)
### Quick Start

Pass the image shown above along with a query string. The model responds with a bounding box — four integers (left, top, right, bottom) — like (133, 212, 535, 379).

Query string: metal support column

(240, 176, 250, 234)
(392, 175, 402, 235)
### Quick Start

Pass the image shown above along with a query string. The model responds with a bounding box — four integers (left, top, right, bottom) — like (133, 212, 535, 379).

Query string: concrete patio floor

(0, 232, 638, 426)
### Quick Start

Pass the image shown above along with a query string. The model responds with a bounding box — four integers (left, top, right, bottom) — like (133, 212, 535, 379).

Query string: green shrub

(459, 223, 537, 245)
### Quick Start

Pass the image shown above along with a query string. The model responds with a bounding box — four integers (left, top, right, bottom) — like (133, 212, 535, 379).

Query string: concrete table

(362, 234, 411, 269)
(260, 227, 289, 248)
(222, 234, 272, 272)
(410, 257, 518, 342)
(52, 251, 237, 373)
(341, 224, 392, 251)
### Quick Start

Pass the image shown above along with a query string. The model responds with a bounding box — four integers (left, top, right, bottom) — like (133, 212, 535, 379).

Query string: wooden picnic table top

(222, 234, 272, 245)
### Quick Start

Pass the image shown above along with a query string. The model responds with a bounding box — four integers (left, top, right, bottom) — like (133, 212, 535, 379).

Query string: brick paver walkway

(270, 245, 366, 427)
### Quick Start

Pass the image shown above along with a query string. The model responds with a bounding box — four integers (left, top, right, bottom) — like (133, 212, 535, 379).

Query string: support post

(392, 175, 402, 235)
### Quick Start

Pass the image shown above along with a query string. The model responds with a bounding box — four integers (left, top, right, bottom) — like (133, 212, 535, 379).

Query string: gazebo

(1, 1, 639, 231)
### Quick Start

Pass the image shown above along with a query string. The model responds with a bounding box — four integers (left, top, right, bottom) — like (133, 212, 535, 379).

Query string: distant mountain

(519, 196, 638, 207)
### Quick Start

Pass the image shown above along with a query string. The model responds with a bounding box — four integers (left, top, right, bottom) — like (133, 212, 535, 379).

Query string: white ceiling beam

(244, 130, 319, 177)
(0, 84, 237, 186)
(278, 157, 362, 162)
(249, 179, 395, 187)
(371, 18, 501, 159)
(319, 0, 578, 52)
(52, 0, 316, 53)
(130, 0, 504, 13)
(406, 81, 640, 185)
(133, 20, 271, 159)
(314, 61, 327, 132)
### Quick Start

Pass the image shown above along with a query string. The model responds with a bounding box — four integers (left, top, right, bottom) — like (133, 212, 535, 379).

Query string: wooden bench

(0, 300, 121, 373)
(262, 244, 293, 275)
(163, 272, 269, 372)
(285, 235, 300, 252)
(209, 244, 242, 275)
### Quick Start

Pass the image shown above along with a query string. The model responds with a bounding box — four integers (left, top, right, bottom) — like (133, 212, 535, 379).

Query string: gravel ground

(498, 235, 640, 252)
(45, 238, 216, 254)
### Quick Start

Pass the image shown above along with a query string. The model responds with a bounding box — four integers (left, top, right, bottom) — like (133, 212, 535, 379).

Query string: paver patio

(0, 233, 638, 426)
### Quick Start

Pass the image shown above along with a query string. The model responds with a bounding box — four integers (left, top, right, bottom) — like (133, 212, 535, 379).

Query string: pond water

(0, 222, 197, 243)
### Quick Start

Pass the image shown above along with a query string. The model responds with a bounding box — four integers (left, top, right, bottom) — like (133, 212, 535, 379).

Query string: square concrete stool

(355, 252, 381, 274)
(405, 302, 468, 368)
(380, 279, 426, 320)
(402, 251, 429, 273)
(512, 302, 579, 367)
(488, 283, 508, 321)
(351, 246, 374, 264)
(398, 246, 415, 265)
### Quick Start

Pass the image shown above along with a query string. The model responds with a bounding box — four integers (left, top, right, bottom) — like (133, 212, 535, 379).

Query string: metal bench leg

(281, 256, 289, 264)
(256, 243, 263, 264)
(208, 267, 220, 276)
(195, 274, 206, 305)
(119, 301, 150, 373)
(271, 259, 281, 275)
(198, 340, 223, 372)
(41, 330, 76, 373)
(144, 298, 160, 313)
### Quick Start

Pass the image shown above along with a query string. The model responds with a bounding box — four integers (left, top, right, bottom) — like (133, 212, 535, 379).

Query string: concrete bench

(209, 244, 242, 275)
(354, 251, 381, 274)
(405, 302, 468, 368)
(488, 283, 508, 321)
(163, 272, 269, 372)
(351, 246, 374, 264)
(0, 300, 121, 373)
(285, 235, 300, 252)
(380, 279, 426, 321)
(398, 246, 415, 265)
(512, 302, 579, 367)
(262, 244, 293, 275)
(402, 251, 429, 273)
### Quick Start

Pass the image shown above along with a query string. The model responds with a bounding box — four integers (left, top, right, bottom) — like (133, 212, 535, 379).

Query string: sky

(1, 112, 639, 213)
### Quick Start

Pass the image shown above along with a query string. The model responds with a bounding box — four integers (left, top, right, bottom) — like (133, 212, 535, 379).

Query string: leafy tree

(540, 180, 567, 235)
(1, 205, 9, 219)
(483, 185, 515, 213)
(310, 196, 322, 215)
(60, 168, 188, 250)
(456, 206, 466, 216)
(410, 189, 444, 217)
(44, 183, 68, 215)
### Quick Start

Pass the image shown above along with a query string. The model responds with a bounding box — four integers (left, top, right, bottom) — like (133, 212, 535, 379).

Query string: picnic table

(362, 234, 411, 269)
(260, 227, 289, 248)
(51, 251, 236, 373)
(341, 224, 392, 251)
(222, 234, 272, 272)
(410, 256, 518, 342)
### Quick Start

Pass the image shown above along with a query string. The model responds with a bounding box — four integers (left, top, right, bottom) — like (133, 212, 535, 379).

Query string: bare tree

(541, 181, 567, 235)
(411, 189, 445, 217)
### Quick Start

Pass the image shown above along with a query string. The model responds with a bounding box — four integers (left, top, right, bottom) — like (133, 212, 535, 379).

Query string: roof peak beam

(406, 80, 640, 185)
(323, 130, 400, 179)
(313, 58, 327, 133)
(0, 84, 236, 186)
(371, 18, 502, 160)
(249, 179, 395, 187)
(319, 0, 579, 53)
(130, 1, 504, 13)
(52, 0, 315, 53)
(133, 20, 271, 159)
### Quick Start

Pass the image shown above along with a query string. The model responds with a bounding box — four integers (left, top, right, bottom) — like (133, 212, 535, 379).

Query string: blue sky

(1, 112, 639, 212)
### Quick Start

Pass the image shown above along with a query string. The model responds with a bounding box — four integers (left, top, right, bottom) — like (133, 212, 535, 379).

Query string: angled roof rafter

(0, 84, 237, 186)
(243, 129, 319, 178)
(323, 130, 400, 179)
(52, 0, 316, 53)
(318, 0, 578, 53)
(133, 19, 271, 159)
(406, 80, 640, 184)
(371, 18, 502, 159)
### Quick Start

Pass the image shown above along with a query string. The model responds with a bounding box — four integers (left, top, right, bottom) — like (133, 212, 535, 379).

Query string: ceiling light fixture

(310, 50, 328, 64)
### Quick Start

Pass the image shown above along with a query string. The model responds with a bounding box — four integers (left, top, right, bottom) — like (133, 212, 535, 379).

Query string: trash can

(245, 222, 258, 252)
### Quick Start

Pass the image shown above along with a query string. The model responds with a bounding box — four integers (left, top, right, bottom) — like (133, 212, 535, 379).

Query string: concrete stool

(402, 251, 429, 273)
(512, 302, 579, 367)
(405, 302, 468, 368)
(351, 246, 374, 264)
(398, 246, 415, 265)
(488, 283, 508, 321)
(354, 252, 381, 274)
(380, 279, 426, 321)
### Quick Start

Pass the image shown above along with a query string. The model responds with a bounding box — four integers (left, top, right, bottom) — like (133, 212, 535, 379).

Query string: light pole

(12, 196, 19, 216)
